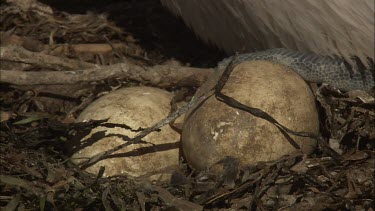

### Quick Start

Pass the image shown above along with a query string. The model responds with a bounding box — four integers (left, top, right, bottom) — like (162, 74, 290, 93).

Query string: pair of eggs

(69, 61, 319, 180)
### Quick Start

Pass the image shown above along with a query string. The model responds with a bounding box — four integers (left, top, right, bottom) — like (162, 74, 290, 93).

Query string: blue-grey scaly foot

(218, 49, 374, 92)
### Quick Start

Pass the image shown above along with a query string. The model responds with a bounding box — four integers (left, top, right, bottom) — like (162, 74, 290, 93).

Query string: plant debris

(1, 0, 374, 210)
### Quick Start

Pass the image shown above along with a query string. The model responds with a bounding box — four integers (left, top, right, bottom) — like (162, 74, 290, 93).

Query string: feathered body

(161, 0, 374, 68)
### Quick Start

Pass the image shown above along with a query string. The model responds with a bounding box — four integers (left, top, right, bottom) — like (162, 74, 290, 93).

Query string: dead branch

(1, 31, 127, 55)
(0, 54, 213, 87)
(48, 43, 127, 55)
(1, 45, 95, 70)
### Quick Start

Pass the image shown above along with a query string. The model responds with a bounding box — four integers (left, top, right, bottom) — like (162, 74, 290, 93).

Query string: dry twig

(0, 46, 214, 87)
(1, 45, 95, 70)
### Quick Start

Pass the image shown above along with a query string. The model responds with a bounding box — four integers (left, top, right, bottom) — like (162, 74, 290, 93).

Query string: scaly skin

(218, 49, 374, 92)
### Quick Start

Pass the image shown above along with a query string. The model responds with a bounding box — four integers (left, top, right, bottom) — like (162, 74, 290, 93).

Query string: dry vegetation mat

(0, 0, 374, 210)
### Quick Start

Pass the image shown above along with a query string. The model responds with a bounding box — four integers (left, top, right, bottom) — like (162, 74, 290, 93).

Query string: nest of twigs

(0, 0, 374, 210)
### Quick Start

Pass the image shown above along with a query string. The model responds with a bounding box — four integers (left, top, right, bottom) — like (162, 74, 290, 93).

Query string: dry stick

(103, 35, 126, 61)
(149, 185, 203, 211)
(249, 162, 283, 210)
(0, 45, 95, 70)
(204, 152, 305, 206)
(0, 64, 213, 87)
(0, 46, 213, 87)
